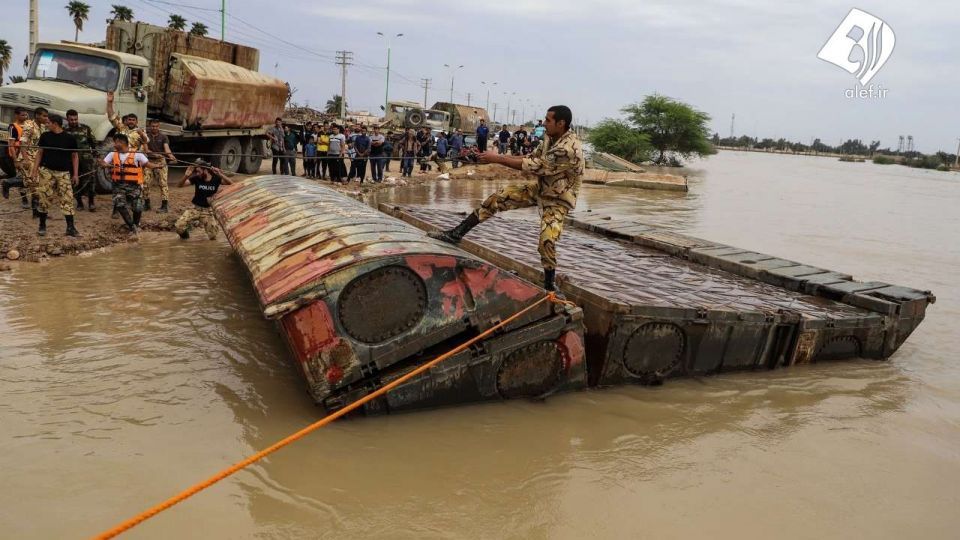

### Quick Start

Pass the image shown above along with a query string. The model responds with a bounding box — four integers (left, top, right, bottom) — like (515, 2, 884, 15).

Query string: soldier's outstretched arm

(478, 150, 524, 171)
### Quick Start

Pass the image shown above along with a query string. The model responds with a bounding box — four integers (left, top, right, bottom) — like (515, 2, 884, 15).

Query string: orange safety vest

(8, 123, 23, 158)
(112, 152, 144, 184)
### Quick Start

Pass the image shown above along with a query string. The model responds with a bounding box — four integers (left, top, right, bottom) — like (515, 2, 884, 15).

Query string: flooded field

(1, 150, 957, 538)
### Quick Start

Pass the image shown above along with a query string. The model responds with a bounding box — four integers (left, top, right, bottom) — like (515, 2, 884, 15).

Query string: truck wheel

(238, 137, 263, 174)
(406, 110, 424, 127)
(94, 140, 115, 194)
(212, 137, 242, 174)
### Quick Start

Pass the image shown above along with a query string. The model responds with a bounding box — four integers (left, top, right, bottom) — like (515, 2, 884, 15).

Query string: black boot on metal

(158, 200, 169, 213)
(543, 268, 566, 300)
(37, 213, 47, 236)
(65, 215, 80, 237)
(428, 211, 479, 244)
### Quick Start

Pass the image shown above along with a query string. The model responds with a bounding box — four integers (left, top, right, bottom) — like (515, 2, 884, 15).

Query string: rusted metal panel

(213, 177, 587, 413)
(161, 54, 286, 130)
(383, 206, 934, 388)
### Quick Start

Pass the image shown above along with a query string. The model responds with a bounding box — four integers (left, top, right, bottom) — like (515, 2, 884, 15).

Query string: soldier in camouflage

(106, 91, 148, 219)
(430, 105, 584, 293)
(65, 109, 99, 211)
(19, 107, 49, 218)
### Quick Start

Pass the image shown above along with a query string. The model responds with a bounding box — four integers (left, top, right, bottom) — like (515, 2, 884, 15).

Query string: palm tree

(167, 14, 187, 31)
(0, 40, 11, 85)
(325, 94, 345, 115)
(8, 75, 26, 84)
(189, 22, 209, 37)
(109, 5, 133, 22)
(66, 1, 91, 41)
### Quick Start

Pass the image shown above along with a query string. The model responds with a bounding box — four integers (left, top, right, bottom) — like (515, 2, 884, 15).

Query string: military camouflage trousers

(477, 181, 569, 270)
(175, 206, 219, 240)
(38, 168, 75, 216)
(113, 182, 144, 212)
(15, 159, 37, 198)
(142, 163, 169, 201)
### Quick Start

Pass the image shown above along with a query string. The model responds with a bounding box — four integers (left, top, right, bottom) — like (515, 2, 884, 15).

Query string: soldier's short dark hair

(275, 117, 282, 122)
(15, 106, 27, 114)
(148, 118, 160, 125)
(126, 113, 138, 120)
(66, 109, 79, 117)
(547, 105, 572, 131)
(34, 107, 48, 116)
(113, 133, 130, 144)
(48, 114, 64, 125)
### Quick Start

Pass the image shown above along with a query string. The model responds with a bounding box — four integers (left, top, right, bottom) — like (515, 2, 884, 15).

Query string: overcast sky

(2, 0, 958, 152)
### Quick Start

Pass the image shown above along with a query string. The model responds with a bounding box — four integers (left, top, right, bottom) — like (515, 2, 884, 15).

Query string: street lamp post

(481, 81, 497, 112)
(504, 91, 516, 126)
(444, 63, 464, 103)
(377, 32, 403, 112)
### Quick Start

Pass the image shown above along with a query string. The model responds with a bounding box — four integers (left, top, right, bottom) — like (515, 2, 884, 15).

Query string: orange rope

(93, 293, 562, 539)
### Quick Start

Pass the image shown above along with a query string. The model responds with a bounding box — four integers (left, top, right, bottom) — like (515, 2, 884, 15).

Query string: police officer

(65, 109, 99, 211)
(99, 133, 162, 234)
(429, 105, 584, 294)
(175, 159, 233, 240)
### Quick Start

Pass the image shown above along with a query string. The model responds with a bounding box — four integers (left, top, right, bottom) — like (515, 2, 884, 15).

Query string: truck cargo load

(431, 102, 489, 134)
(163, 53, 287, 130)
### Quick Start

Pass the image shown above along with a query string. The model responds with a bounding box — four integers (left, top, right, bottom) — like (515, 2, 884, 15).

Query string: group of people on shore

(266, 117, 549, 184)
(2, 96, 230, 240)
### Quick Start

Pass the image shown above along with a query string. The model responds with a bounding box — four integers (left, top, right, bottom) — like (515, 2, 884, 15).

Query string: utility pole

(444, 64, 463, 103)
(492, 103, 498, 123)
(955, 138, 959, 167)
(377, 32, 403, 113)
(420, 78, 431, 108)
(220, 0, 226, 40)
(28, 0, 39, 66)
(729, 113, 735, 139)
(481, 81, 497, 112)
(512, 110, 516, 125)
(336, 51, 353, 121)
(466, 93, 471, 106)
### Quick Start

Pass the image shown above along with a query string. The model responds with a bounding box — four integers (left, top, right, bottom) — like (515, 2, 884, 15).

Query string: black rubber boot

(543, 268, 557, 291)
(88, 196, 96, 212)
(158, 199, 168, 213)
(178, 230, 190, 240)
(143, 198, 152, 211)
(132, 209, 142, 226)
(65, 215, 80, 237)
(75, 197, 85, 210)
(117, 207, 135, 230)
(37, 212, 47, 236)
(1, 180, 9, 199)
(428, 211, 480, 244)
(31, 196, 40, 218)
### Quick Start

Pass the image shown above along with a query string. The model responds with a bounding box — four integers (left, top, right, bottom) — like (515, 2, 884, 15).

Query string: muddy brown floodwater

(2, 151, 958, 539)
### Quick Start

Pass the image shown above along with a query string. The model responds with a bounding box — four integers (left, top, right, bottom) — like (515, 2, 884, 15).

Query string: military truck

(380, 100, 450, 132)
(0, 20, 287, 179)
(430, 102, 489, 135)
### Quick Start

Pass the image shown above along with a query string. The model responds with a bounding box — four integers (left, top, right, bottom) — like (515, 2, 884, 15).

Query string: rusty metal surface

(105, 21, 261, 114)
(162, 54, 286, 130)
(212, 176, 587, 413)
(383, 205, 934, 389)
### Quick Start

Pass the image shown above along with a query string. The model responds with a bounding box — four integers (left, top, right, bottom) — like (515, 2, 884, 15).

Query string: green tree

(66, 1, 90, 42)
(588, 119, 652, 163)
(189, 22, 209, 37)
(0, 40, 11, 85)
(109, 5, 133, 22)
(167, 14, 187, 31)
(621, 94, 712, 164)
(325, 94, 345, 115)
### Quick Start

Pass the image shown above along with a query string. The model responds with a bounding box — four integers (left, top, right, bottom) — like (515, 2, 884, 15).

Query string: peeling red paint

(282, 301, 338, 362)
(462, 266, 499, 299)
(440, 280, 467, 319)
(405, 254, 457, 280)
(495, 278, 540, 302)
(557, 330, 585, 370)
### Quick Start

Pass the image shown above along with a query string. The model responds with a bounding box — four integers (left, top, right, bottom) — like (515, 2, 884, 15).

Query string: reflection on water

(1, 151, 958, 539)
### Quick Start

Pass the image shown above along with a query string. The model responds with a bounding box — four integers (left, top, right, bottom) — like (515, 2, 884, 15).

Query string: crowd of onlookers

(265, 118, 549, 183)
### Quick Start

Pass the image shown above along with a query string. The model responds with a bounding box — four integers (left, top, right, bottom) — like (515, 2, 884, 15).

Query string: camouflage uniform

(37, 167, 75, 216)
(113, 182, 144, 213)
(17, 119, 43, 199)
(109, 113, 148, 152)
(174, 207, 219, 240)
(143, 133, 170, 203)
(65, 123, 98, 202)
(476, 130, 584, 270)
